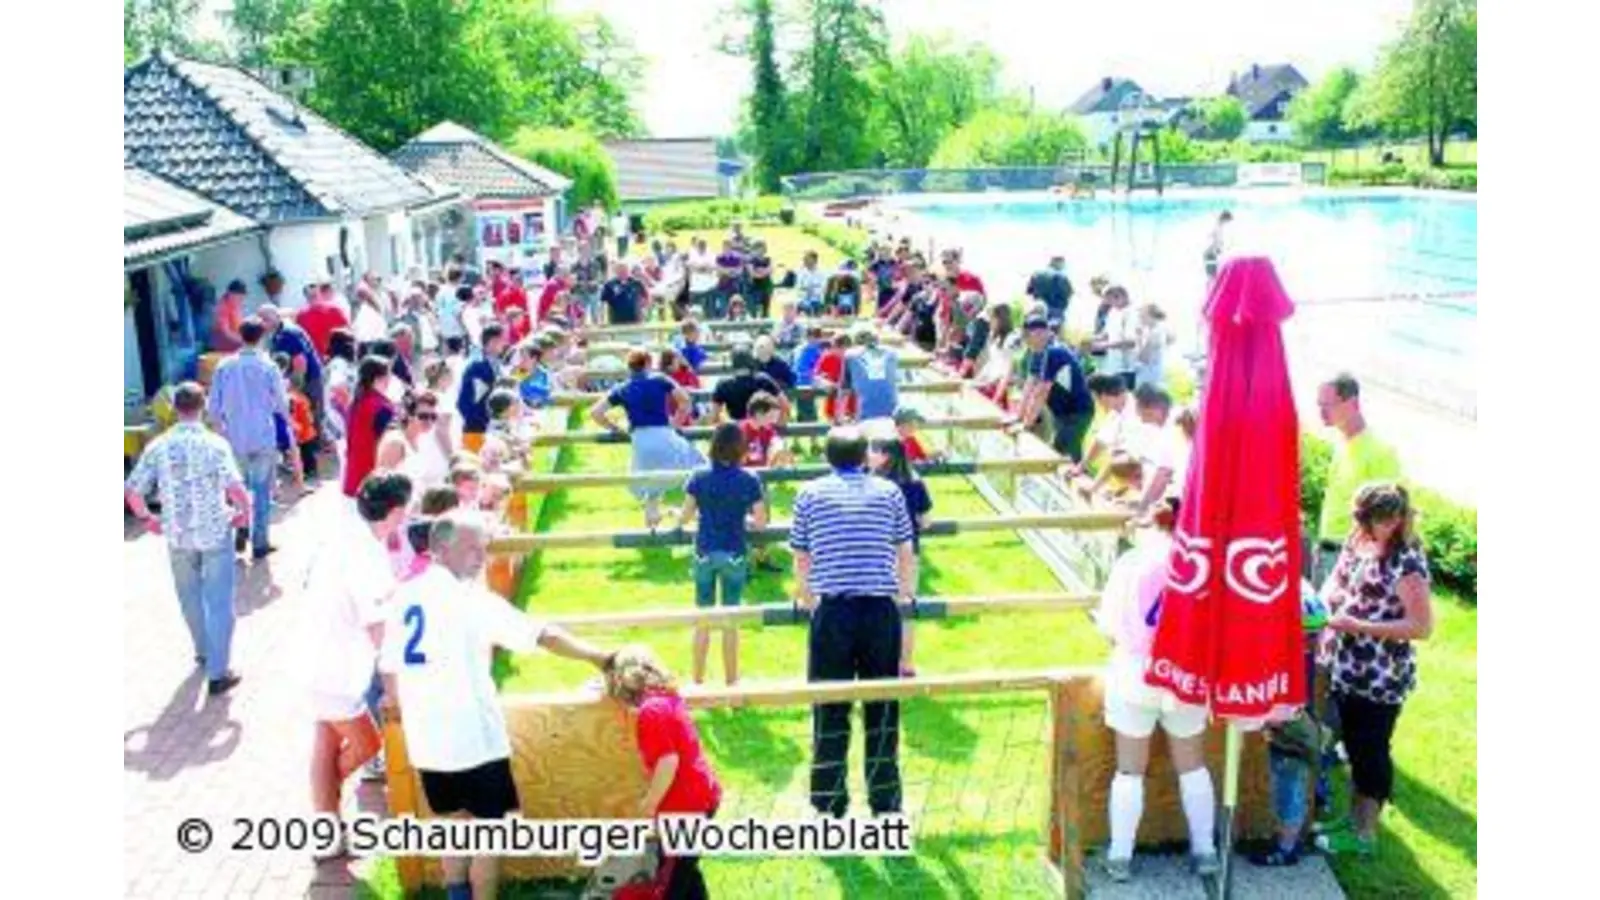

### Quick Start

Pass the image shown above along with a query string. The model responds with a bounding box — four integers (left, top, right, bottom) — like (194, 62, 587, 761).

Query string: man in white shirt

(460, 285, 491, 350)
(380, 514, 616, 900)
(795, 250, 828, 315)
(1092, 285, 1138, 391)
(1065, 373, 1140, 480)
(686, 238, 718, 314)
(611, 208, 631, 259)
(1083, 384, 1185, 512)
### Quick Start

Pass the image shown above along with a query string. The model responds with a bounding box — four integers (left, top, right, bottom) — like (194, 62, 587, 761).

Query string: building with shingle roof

(1226, 63, 1309, 143)
(123, 52, 466, 405)
(392, 122, 570, 266)
(1066, 77, 1153, 149)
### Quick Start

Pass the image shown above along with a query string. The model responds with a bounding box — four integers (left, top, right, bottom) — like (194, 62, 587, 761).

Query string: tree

(1287, 66, 1363, 147)
(506, 127, 620, 211)
(224, 0, 311, 68)
(928, 109, 1089, 168)
(1195, 96, 1247, 141)
(125, 0, 226, 63)
(292, 0, 517, 152)
(739, 0, 795, 192)
(489, 1, 644, 138)
(1345, 0, 1476, 165)
(867, 34, 1003, 168)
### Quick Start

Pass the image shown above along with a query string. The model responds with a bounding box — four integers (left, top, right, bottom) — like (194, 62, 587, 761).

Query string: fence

(781, 163, 1329, 200)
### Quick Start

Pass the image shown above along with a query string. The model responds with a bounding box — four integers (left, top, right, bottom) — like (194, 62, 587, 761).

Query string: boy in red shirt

(893, 406, 944, 465)
(813, 332, 858, 424)
(738, 393, 794, 469)
(605, 646, 721, 899)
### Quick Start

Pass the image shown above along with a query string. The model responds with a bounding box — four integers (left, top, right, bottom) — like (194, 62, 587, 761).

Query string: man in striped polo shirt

(791, 426, 916, 818)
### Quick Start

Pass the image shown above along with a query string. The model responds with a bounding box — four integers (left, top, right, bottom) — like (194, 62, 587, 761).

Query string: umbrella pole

(1218, 723, 1241, 899)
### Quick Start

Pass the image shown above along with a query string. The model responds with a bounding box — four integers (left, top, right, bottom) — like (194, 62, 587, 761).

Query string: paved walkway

(123, 482, 380, 899)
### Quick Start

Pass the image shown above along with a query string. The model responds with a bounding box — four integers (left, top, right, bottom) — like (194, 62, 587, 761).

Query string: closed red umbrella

(1144, 256, 1307, 892)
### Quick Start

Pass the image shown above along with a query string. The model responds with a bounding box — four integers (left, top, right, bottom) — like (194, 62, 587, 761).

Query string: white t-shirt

(353, 303, 387, 344)
(611, 213, 630, 238)
(1131, 423, 1185, 490)
(379, 566, 547, 772)
(687, 250, 717, 294)
(1100, 305, 1136, 375)
(1094, 404, 1140, 456)
(461, 303, 488, 348)
(306, 511, 395, 706)
(436, 290, 465, 339)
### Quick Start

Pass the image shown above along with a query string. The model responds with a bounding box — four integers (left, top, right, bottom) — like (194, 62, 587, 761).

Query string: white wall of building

(1244, 120, 1295, 143)
(124, 304, 144, 404)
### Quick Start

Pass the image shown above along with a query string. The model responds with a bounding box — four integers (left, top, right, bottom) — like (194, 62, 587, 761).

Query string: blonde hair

(604, 645, 677, 706)
(1141, 302, 1167, 322)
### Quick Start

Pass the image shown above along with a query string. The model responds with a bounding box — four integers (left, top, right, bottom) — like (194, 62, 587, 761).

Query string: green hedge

(798, 217, 870, 259)
(1328, 163, 1476, 192)
(642, 197, 789, 233)
(1300, 431, 1477, 597)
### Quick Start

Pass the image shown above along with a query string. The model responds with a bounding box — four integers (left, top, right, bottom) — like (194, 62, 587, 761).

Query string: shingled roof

(604, 138, 720, 202)
(124, 52, 432, 223)
(125, 167, 262, 269)
(391, 122, 571, 200)
(1068, 77, 1146, 115)
(1226, 63, 1309, 121)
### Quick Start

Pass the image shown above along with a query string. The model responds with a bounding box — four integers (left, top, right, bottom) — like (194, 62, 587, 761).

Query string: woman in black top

(869, 437, 930, 677)
(746, 241, 774, 319)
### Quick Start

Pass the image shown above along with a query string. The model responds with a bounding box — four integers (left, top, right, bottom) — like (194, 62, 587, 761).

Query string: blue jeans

(169, 546, 236, 681)
(694, 552, 748, 608)
(1269, 750, 1311, 838)
(238, 450, 278, 554)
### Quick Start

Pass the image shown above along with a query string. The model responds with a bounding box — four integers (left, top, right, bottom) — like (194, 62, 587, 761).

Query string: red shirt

(342, 390, 394, 497)
(953, 270, 986, 296)
(635, 690, 721, 816)
(815, 349, 857, 421)
(903, 433, 929, 463)
(668, 367, 700, 425)
(297, 301, 349, 359)
(536, 277, 568, 323)
(507, 314, 531, 346)
(494, 278, 529, 319)
(739, 420, 778, 468)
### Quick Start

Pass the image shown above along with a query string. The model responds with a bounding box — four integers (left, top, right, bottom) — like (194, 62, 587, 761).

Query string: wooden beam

(545, 592, 1098, 632)
(513, 454, 1063, 491)
(576, 350, 932, 381)
(546, 377, 961, 408)
(581, 316, 865, 339)
(486, 510, 1130, 552)
(586, 332, 908, 356)
(529, 414, 1005, 447)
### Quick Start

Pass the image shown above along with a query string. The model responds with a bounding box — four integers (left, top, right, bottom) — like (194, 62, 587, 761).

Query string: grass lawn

(661, 225, 850, 274)
(1303, 141, 1477, 173)
(358, 416, 1477, 899)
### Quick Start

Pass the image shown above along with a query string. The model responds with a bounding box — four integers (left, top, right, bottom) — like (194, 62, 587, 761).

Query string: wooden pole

(530, 413, 1005, 447)
(544, 592, 1098, 632)
(486, 510, 1131, 552)
(546, 377, 961, 408)
(513, 454, 1062, 491)
(586, 332, 908, 356)
(582, 316, 861, 339)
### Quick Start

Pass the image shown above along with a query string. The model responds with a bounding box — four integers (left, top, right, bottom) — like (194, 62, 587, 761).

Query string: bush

(1299, 431, 1477, 597)
(505, 127, 619, 211)
(929, 109, 1090, 168)
(642, 196, 788, 233)
(1327, 163, 1476, 192)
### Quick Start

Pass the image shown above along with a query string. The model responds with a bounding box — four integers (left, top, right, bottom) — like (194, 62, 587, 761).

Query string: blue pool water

(895, 189, 1477, 395)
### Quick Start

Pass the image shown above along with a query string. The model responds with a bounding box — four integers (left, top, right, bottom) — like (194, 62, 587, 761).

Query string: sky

(556, 0, 1415, 138)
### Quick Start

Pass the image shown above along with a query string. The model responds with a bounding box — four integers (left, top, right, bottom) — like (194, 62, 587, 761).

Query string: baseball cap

(1023, 315, 1052, 332)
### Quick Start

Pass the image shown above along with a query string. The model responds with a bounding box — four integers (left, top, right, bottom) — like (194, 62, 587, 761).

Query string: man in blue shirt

(791, 426, 916, 817)
(843, 328, 900, 425)
(680, 423, 769, 685)
(259, 303, 323, 425)
(1013, 316, 1095, 462)
(1025, 255, 1075, 329)
(672, 320, 709, 372)
(599, 260, 646, 325)
(458, 323, 507, 452)
(207, 317, 289, 559)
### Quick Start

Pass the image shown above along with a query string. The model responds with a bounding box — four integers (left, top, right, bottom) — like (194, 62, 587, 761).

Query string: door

(128, 270, 162, 400)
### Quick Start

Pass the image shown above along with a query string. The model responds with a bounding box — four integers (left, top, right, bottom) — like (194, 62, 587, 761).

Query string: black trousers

(1050, 410, 1094, 462)
(1334, 691, 1403, 803)
(808, 594, 903, 817)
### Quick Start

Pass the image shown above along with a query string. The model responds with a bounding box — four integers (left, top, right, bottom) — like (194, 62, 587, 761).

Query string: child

(1250, 577, 1328, 868)
(604, 646, 722, 899)
(792, 327, 828, 453)
(813, 332, 857, 425)
(271, 352, 306, 491)
(485, 388, 529, 464)
(660, 348, 702, 428)
(773, 299, 803, 350)
(826, 260, 861, 316)
(1133, 303, 1171, 390)
(518, 344, 554, 410)
(892, 407, 941, 465)
(287, 372, 320, 484)
(675, 321, 709, 373)
(739, 393, 793, 469)
(726, 294, 750, 322)
(505, 305, 532, 346)
(868, 437, 930, 677)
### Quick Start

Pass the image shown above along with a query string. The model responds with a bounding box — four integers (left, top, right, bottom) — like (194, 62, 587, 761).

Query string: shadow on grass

(823, 854, 953, 900)
(1392, 768, 1477, 865)
(900, 697, 980, 763)
(699, 707, 807, 794)
(606, 546, 690, 586)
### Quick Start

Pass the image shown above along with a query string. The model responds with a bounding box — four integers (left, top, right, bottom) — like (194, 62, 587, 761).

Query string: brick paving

(124, 482, 384, 899)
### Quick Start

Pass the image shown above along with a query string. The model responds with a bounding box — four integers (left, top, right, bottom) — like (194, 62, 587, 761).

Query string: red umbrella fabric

(1144, 256, 1306, 721)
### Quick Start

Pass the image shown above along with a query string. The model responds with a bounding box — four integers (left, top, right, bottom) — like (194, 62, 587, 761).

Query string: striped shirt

(790, 469, 913, 598)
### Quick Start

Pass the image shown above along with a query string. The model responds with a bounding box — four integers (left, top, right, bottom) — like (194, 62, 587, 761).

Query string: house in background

(1067, 77, 1149, 150)
(1226, 63, 1309, 143)
(123, 167, 264, 403)
(392, 122, 571, 269)
(125, 52, 458, 322)
(604, 138, 724, 205)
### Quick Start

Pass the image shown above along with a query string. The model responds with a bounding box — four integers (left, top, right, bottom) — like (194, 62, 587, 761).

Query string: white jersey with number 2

(379, 564, 546, 772)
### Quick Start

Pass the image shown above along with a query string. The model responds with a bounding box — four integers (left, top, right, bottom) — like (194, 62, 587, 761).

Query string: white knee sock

(1179, 768, 1217, 856)
(1109, 773, 1144, 861)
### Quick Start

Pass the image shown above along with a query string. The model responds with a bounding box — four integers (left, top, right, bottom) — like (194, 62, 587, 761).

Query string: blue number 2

(403, 605, 428, 665)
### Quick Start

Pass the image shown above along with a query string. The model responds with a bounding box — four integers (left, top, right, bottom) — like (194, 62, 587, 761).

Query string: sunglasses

(415, 411, 439, 423)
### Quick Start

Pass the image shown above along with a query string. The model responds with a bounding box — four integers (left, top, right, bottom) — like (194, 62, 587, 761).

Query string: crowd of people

(123, 208, 1433, 896)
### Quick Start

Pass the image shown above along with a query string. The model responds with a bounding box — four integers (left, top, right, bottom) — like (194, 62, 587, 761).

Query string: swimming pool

(891, 189, 1478, 406)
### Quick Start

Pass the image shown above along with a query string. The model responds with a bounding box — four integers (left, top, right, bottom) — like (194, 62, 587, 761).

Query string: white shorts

(311, 691, 369, 724)
(1103, 663, 1209, 740)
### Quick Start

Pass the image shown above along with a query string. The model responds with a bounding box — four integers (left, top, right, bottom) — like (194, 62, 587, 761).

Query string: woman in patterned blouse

(1316, 482, 1435, 857)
